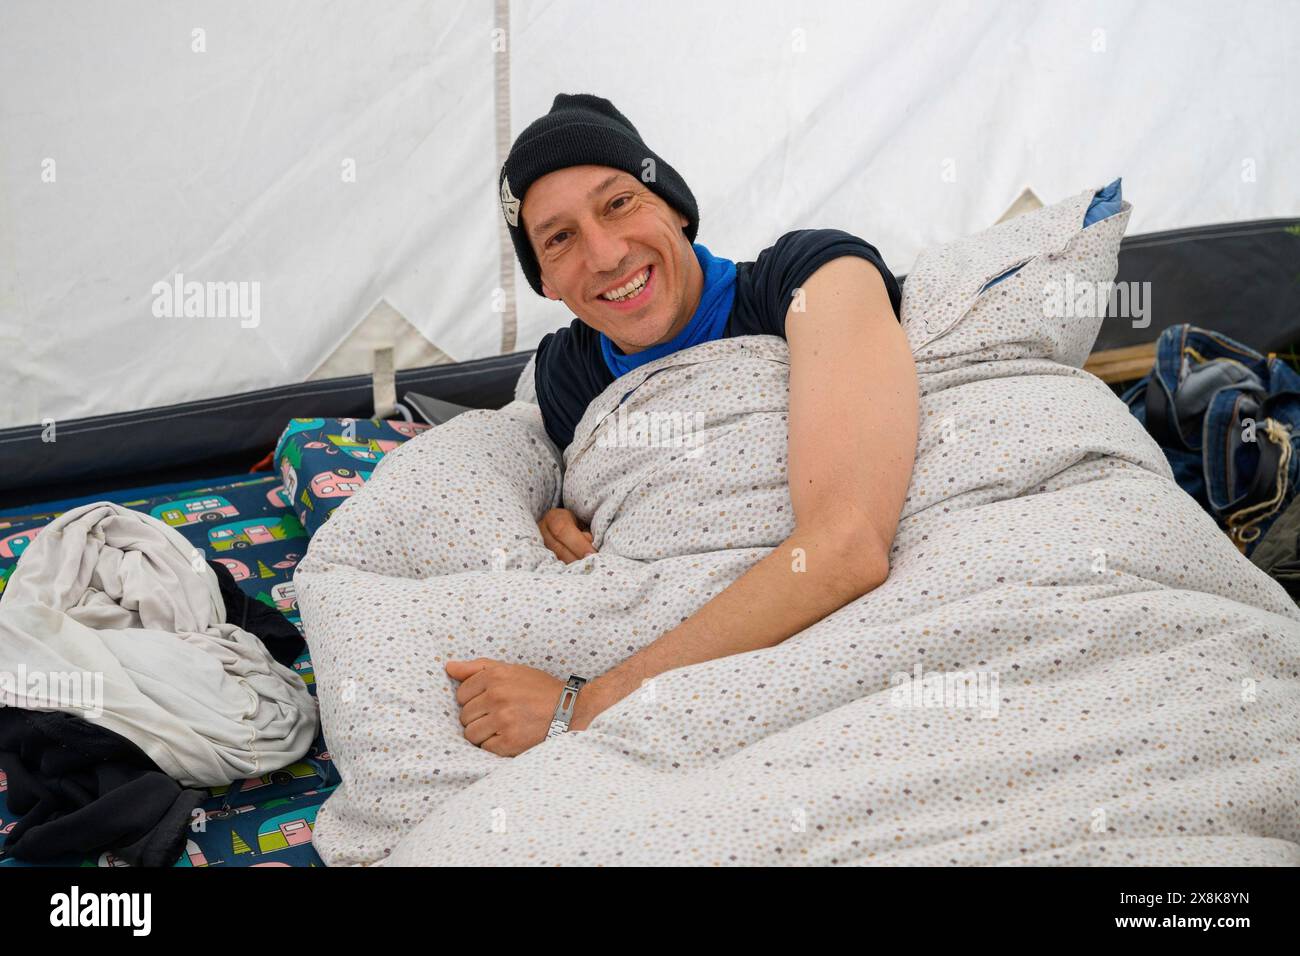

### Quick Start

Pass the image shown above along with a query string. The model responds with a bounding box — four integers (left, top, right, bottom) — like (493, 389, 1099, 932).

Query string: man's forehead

(524, 167, 638, 236)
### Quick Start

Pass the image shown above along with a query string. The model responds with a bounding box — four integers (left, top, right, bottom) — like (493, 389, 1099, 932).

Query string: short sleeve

(734, 228, 903, 339)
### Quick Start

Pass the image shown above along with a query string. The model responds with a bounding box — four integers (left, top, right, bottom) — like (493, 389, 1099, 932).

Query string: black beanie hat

(499, 93, 700, 297)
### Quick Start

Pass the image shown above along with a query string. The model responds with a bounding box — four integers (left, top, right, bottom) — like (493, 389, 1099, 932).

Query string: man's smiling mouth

(598, 265, 652, 302)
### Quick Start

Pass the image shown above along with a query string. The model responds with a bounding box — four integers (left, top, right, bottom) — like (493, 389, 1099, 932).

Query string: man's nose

(584, 224, 631, 279)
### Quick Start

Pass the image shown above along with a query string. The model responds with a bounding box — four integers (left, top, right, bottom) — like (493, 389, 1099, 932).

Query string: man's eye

(610, 195, 631, 211)
(547, 231, 569, 247)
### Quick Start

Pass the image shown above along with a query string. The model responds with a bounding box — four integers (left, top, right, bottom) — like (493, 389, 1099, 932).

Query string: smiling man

(446, 93, 919, 756)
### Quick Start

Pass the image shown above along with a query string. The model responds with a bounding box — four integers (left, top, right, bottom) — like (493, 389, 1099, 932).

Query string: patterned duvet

(295, 186, 1300, 866)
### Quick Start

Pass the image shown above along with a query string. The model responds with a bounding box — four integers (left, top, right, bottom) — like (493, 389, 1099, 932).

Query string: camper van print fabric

(0, 477, 305, 613)
(0, 413, 436, 864)
(274, 417, 430, 539)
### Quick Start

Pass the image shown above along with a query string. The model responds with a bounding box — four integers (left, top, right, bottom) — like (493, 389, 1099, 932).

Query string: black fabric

(207, 558, 305, 669)
(533, 228, 903, 450)
(1250, 493, 1300, 603)
(0, 709, 207, 866)
(499, 93, 700, 297)
(1095, 218, 1300, 354)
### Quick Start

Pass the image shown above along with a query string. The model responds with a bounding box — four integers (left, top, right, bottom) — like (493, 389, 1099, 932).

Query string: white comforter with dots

(295, 191, 1300, 866)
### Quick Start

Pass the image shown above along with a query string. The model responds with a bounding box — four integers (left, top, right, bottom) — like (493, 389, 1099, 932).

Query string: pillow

(900, 180, 1132, 373)
(514, 352, 539, 404)
(979, 177, 1123, 292)
(273, 417, 431, 538)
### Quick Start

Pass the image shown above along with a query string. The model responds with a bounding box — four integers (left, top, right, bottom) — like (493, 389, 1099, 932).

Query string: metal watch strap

(546, 674, 588, 738)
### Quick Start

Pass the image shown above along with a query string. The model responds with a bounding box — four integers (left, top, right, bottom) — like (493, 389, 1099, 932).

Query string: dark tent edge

(0, 352, 533, 510)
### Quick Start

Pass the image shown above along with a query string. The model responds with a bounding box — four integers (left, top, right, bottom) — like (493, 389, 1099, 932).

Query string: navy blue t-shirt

(533, 228, 902, 450)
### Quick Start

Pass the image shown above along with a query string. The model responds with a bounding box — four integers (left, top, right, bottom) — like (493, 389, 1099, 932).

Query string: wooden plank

(1085, 342, 1157, 383)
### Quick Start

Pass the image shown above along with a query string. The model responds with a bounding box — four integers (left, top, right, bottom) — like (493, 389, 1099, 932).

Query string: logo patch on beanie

(500, 175, 520, 228)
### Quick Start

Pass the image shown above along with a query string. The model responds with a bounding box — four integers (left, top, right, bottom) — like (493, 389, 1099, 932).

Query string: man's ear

(540, 275, 561, 301)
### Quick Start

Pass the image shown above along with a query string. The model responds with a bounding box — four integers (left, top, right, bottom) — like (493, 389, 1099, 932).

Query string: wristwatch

(546, 674, 589, 738)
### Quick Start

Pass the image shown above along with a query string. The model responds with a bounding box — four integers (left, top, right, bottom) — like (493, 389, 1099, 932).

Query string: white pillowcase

(901, 183, 1132, 372)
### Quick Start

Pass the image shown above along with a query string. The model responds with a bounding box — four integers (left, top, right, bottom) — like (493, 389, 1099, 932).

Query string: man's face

(522, 165, 702, 355)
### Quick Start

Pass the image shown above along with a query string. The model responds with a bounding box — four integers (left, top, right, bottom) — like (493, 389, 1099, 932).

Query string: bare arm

(574, 256, 919, 726)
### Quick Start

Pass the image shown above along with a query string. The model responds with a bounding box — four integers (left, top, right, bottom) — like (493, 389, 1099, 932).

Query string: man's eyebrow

(528, 173, 625, 239)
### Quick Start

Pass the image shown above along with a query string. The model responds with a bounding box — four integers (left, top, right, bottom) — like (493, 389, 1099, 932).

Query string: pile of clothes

(1124, 324, 1300, 596)
(0, 502, 317, 866)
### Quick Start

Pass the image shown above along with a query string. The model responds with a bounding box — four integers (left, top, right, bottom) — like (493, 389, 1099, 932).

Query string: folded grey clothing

(0, 708, 206, 867)
(0, 501, 318, 788)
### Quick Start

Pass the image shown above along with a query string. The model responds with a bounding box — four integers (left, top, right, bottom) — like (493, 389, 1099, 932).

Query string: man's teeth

(601, 267, 650, 301)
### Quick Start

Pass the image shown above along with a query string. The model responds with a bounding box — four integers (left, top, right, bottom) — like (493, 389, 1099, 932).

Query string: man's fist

(445, 658, 561, 756)
(538, 507, 596, 563)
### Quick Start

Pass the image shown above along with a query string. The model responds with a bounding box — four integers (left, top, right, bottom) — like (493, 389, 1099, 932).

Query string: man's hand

(446, 658, 599, 756)
(538, 507, 596, 563)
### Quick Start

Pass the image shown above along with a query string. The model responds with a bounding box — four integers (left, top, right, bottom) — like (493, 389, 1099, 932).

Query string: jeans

(1122, 324, 1300, 554)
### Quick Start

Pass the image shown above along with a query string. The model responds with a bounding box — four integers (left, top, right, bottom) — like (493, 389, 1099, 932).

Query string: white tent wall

(2, 0, 1297, 431)
(1, 0, 502, 430)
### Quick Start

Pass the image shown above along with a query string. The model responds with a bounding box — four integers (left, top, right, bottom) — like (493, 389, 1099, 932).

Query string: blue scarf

(599, 242, 737, 378)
